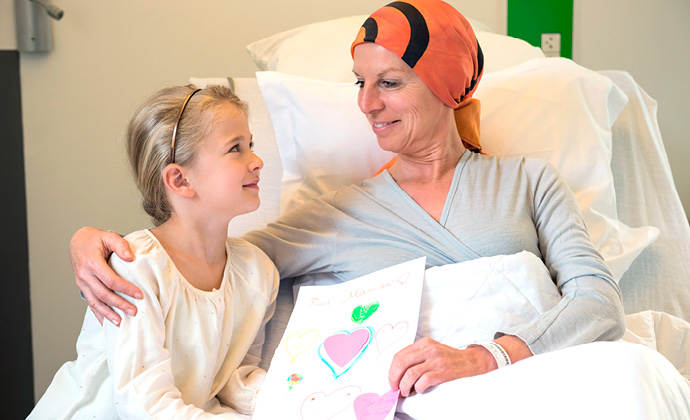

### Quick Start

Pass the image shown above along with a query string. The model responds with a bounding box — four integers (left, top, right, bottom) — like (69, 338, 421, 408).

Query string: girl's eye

(229, 141, 254, 153)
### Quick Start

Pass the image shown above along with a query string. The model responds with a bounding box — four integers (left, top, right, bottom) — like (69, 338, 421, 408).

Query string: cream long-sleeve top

(28, 230, 279, 420)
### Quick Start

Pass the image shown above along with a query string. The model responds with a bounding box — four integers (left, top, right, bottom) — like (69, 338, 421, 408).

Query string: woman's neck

(151, 215, 229, 292)
(387, 135, 467, 223)
(389, 138, 466, 185)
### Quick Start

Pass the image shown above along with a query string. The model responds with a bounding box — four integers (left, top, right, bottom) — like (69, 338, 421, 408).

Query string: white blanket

(397, 341, 690, 420)
(399, 252, 690, 419)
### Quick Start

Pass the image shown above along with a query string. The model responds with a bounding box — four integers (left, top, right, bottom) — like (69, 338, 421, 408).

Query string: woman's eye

(354, 80, 364, 88)
(381, 80, 397, 88)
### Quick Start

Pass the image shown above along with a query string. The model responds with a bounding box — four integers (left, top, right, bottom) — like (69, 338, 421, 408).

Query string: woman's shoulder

(472, 152, 558, 176)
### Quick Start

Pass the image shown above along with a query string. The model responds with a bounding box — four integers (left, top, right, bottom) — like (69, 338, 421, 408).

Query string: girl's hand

(70, 227, 141, 326)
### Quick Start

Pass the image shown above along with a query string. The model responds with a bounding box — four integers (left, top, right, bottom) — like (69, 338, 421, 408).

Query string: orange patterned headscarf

(351, 0, 484, 152)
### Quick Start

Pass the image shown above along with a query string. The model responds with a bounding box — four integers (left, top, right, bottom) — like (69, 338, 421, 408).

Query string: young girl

(28, 85, 279, 419)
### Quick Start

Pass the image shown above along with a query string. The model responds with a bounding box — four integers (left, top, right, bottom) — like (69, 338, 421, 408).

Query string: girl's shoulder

(226, 236, 273, 264)
(108, 229, 173, 293)
(225, 237, 279, 295)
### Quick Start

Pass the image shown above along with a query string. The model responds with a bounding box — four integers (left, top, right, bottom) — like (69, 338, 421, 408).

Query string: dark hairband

(170, 88, 202, 164)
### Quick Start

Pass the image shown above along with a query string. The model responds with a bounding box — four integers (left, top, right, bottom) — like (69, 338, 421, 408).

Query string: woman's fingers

(102, 230, 134, 262)
(80, 279, 120, 326)
(390, 338, 491, 397)
(389, 338, 439, 396)
(70, 227, 142, 326)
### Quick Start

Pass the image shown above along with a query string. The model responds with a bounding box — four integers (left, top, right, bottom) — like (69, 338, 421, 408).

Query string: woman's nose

(358, 85, 383, 114)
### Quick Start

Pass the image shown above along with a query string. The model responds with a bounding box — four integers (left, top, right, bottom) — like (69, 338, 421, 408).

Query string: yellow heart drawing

(285, 329, 319, 364)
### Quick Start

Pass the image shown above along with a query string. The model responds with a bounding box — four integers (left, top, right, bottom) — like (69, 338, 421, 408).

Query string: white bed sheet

(396, 341, 690, 420)
(602, 70, 690, 319)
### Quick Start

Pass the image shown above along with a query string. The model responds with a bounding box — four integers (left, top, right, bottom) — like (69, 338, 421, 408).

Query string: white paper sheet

(253, 257, 426, 420)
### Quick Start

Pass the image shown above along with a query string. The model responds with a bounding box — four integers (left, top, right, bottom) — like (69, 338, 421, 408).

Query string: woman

(70, 0, 625, 398)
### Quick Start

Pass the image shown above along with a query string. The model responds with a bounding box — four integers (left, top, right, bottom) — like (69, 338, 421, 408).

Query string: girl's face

(353, 42, 451, 156)
(187, 104, 263, 221)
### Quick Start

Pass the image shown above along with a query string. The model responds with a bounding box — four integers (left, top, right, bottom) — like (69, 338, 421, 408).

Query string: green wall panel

(507, 0, 574, 59)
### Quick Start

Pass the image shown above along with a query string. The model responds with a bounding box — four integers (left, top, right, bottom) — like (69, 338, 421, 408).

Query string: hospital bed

(191, 14, 690, 419)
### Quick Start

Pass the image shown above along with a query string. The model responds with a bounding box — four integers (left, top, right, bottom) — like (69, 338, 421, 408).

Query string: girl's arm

(217, 262, 280, 413)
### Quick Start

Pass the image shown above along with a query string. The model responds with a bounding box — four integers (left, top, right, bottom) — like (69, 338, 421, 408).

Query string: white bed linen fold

(602, 70, 690, 320)
(396, 341, 690, 420)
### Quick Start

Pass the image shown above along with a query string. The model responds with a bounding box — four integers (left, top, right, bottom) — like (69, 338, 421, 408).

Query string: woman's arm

(501, 160, 626, 354)
(70, 227, 141, 325)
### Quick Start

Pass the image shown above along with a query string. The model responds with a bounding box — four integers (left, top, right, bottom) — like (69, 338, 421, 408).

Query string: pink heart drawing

(319, 327, 373, 378)
(375, 322, 409, 356)
(300, 385, 361, 420)
(353, 390, 399, 420)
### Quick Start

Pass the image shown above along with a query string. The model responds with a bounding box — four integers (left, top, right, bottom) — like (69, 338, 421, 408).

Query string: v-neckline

(379, 150, 481, 261)
(383, 150, 472, 228)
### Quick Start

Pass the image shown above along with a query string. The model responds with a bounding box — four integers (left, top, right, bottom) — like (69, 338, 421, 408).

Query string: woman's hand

(70, 227, 141, 326)
(389, 335, 533, 397)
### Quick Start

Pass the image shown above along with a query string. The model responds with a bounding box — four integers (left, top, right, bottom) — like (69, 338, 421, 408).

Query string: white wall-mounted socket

(541, 33, 561, 57)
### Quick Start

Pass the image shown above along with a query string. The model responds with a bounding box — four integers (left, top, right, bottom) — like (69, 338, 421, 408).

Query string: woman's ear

(162, 164, 195, 198)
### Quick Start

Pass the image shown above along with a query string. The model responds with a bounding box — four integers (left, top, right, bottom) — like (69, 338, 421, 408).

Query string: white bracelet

(472, 341, 511, 369)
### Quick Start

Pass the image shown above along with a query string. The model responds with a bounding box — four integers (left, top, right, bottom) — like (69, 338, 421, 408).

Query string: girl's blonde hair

(126, 84, 247, 226)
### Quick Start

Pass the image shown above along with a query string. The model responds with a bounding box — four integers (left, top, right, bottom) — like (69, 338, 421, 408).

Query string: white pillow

(256, 71, 395, 215)
(256, 58, 659, 282)
(246, 15, 543, 82)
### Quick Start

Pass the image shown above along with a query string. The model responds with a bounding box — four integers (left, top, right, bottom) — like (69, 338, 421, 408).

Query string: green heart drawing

(351, 302, 380, 324)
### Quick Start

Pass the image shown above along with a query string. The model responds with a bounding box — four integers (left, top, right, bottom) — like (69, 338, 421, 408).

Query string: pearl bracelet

(471, 341, 512, 369)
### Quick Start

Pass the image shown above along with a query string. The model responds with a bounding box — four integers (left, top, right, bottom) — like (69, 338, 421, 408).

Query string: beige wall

(2, 0, 687, 401)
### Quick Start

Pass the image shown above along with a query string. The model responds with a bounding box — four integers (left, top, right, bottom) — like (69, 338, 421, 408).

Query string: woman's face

(352, 42, 451, 156)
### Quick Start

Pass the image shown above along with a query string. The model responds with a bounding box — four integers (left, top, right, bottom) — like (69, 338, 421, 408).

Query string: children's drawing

(375, 322, 409, 357)
(287, 373, 303, 390)
(353, 390, 399, 420)
(253, 257, 426, 420)
(300, 385, 361, 420)
(351, 302, 380, 324)
(286, 329, 319, 364)
(318, 327, 374, 379)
